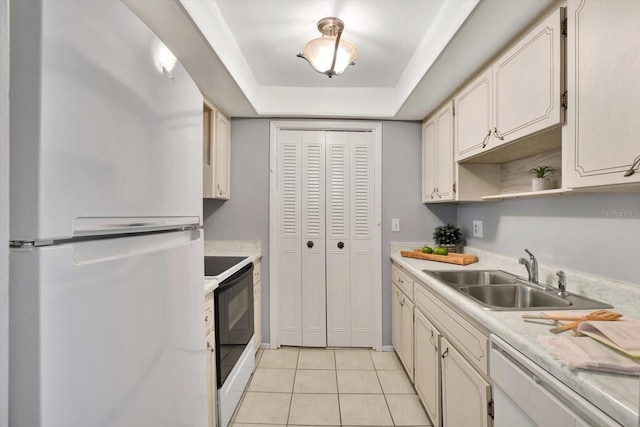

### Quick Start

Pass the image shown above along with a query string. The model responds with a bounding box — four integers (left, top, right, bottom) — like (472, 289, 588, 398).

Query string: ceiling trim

(180, 0, 479, 119)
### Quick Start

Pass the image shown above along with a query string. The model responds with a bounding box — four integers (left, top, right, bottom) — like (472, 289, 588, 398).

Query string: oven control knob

(307, 240, 314, 248)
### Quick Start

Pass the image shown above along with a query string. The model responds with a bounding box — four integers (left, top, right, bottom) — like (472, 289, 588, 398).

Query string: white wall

(203, 119, 456, 346)
(457, 193, 640, 284)
(1, 0, 9, 424)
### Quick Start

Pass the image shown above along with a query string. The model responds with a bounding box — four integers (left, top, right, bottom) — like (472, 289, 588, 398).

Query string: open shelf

(482, 188, 574, 201)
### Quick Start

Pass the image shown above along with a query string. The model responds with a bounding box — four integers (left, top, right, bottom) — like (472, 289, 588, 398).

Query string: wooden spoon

(549, 310, 622, 334)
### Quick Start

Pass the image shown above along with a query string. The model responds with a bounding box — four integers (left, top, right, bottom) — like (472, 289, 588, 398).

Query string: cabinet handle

(442, 347, 449, 358)
(429, 331, 437, 350)
(207, 341, 215, 353)
(493, 127, 505, 141)
(306, 240, 314, 248)
(481, 129, 491, 148)
(337, 241, 344, 249)
(623, 154, 640, 177)
(217, 184, 223, 196)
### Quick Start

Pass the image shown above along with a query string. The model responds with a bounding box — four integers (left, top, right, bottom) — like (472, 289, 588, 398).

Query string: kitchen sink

(428, 270, 517, 286)
(460, 285, 571, 309)
(422, 269, 613, 311)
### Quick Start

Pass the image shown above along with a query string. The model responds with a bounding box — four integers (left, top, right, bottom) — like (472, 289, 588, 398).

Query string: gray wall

(457, 193, 640, 284)
(381, 121, 456, 345)
(203, 118, 271, 341)
(1, 0, 9, 423)
(203, 119, 456, 347)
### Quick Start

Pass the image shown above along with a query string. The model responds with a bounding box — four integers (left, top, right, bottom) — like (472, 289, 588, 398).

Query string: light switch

(392, 218, 400, 232)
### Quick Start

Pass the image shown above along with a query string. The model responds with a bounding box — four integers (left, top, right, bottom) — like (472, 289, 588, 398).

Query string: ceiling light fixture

(297, 17, 358, 78)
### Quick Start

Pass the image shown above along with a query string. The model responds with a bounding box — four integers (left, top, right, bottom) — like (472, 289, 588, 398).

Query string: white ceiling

(125, 0, 557, 120)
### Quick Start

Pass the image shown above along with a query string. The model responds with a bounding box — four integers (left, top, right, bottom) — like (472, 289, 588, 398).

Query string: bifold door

(277, 130, 374, 348)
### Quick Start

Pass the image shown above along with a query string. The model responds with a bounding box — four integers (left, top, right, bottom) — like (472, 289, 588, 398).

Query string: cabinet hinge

(452, 183, 456, 193)
(561, 90, 568, 110)
(488, 399, 494, 419)
(561, 17, 567, 38)
(452, 106, 455, 116)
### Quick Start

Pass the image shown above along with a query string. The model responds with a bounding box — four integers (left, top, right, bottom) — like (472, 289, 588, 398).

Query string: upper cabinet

(456, 8, 565, 163)
(563, 0, 640, 189)
(455, 68, 493, 161)
(422, 101, 454, 202)
(492, 7, 565, 147)
(203, 98, 231, 200)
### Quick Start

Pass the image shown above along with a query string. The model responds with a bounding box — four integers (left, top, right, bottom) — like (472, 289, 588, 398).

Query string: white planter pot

(531, 177, 551, 191)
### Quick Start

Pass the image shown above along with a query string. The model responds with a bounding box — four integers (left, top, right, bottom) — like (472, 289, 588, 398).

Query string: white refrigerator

(9, 1, 207, 426)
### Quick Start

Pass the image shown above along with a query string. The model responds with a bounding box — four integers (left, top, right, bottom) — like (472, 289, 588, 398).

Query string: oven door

(214, 263, 254, 388)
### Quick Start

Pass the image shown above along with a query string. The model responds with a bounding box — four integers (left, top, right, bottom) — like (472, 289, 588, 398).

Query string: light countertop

(391, 246, 640, 426)
(203, 240, 262, 295)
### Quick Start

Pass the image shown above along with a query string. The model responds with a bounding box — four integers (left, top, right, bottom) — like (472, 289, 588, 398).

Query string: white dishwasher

(489, 335, 620, 427)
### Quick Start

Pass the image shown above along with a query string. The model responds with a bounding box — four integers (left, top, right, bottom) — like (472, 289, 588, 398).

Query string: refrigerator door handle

(72, 217, 201, 237)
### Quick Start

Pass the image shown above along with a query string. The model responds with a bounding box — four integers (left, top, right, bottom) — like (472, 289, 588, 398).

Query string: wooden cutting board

(400, 249, 478, 265)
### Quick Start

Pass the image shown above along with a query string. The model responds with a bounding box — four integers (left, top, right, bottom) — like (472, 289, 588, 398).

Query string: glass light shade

(302, 36, 358, 75)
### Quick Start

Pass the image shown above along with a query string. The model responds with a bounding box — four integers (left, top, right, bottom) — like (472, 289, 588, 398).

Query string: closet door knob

(337, 241, 344, 249)
(307, 240, 314, 248)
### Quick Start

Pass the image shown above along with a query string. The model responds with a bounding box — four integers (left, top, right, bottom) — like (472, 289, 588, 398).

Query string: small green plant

(528, 165, 557, 178)
(433, 223, 463, 245)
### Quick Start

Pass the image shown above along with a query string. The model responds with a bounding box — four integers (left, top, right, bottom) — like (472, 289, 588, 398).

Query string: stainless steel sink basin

(422, 269, 613, 311)
(460, 285, 572, 309)
(428, 270, 517, 286)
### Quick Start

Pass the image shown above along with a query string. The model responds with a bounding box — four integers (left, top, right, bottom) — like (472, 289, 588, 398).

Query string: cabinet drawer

(414, 284, 489, 376)
(392, 265, 413, 299)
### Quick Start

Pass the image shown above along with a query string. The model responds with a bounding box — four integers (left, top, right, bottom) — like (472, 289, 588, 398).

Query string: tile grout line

(334, 349, 342, 426)
(285, 349, 300, 426)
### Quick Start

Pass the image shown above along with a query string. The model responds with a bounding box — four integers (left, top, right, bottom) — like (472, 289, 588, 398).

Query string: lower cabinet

(414, 309, 441, 427)
(441, 336, 492, 427)
(392, 283, 414, 381)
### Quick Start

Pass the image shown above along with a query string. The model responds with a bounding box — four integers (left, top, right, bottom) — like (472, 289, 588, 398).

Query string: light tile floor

(231, 348, 432, 427)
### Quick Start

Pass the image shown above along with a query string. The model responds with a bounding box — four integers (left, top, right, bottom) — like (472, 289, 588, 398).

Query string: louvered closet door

(301, 132, 326, 347)
(277, 130, 303, 346)
(277, 130, 327, 347)
(326, 131, 375, 347)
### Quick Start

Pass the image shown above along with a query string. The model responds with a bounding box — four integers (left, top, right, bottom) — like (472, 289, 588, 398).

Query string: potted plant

(529, 165, 557, 191)
(433, 223, 463, 253)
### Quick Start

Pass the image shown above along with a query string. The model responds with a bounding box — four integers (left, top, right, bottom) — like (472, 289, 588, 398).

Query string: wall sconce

(297, 17, 358, 78)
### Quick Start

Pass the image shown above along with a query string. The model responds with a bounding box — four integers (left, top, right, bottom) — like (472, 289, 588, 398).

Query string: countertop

(203, 240, 262, 295)
(391, 246, 640, 426)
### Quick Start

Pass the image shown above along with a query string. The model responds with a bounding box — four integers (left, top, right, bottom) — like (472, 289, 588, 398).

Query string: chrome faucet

(518, 249, 538, 284)
(556, 270, 566, 295)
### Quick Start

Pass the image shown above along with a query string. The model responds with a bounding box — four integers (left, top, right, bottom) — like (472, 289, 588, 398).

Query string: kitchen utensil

(400, 249, 478, 265)
(549, 310, 622, 334)
(522, 309, 617, 321)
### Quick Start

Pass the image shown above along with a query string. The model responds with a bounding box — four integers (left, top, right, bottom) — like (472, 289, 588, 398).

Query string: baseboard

(259, 343, 270, 350)
(382, 345, 395, 352)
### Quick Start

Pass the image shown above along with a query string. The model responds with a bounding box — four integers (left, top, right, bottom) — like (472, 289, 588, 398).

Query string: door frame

(269, 120, 383, 351)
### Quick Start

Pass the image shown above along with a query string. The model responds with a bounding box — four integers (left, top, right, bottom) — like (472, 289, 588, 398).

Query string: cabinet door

(441, 337, 491, 427)
(493, 8, 564, 146)
(435, 102, 454, 200)
(206, 334, 216, 427)
(564, 0, 640, 188)
(421, 119, 437, 202)
(400, 294, 414, 381)
(455, 68, 493, 161)
(214, 111, 231, 199)
(414, 309, 441, 427)
(254, 281, 261, 353)
(392, 285, 401, 353)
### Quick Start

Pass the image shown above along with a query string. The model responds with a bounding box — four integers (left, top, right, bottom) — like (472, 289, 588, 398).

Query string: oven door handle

(215, 263, 253, 291)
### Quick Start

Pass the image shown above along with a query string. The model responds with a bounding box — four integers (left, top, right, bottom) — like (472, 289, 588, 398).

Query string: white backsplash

(204, 240, 262, 255)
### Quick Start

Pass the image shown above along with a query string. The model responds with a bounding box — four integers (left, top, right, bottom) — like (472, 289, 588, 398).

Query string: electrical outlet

(392, 218, 400, 232)
(473, 220, 483, 238)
